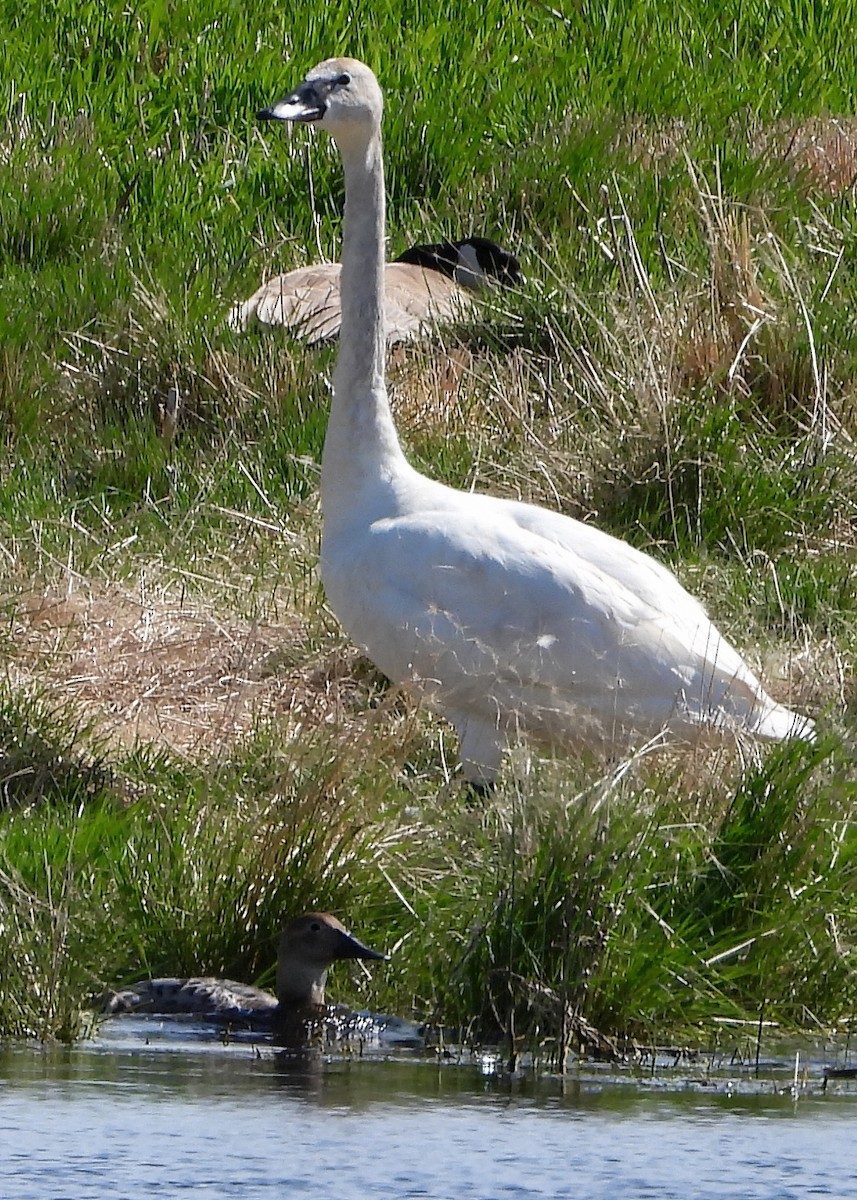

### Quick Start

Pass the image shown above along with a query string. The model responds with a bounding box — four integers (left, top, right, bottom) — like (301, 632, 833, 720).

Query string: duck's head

(259, 58, 383, 142)
(276, 912, 387, 1008)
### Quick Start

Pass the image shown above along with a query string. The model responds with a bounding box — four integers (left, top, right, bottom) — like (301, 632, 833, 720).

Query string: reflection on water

(1, 1020, 856, 1200)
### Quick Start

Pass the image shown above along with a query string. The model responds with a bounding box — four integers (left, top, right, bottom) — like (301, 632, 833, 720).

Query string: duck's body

(104, 913, 387, 1039)
(260, 59, 814, 786)
(231, 236, 519, 343)
(104, 976, 280, 1020)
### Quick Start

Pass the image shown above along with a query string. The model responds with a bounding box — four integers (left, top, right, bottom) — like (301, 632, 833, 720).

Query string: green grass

(2, 691, 855, 1053)
(1, 0, 856, 1049)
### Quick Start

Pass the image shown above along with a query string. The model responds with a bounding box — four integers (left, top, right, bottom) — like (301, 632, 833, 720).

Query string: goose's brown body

(231, 237, 519, 344)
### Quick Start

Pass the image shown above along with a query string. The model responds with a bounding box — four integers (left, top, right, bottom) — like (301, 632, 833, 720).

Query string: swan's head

(259, 57, 383, 142)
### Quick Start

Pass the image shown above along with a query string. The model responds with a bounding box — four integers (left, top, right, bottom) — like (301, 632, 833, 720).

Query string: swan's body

(231, 236, 519, 343)
(260, 59, 814, 785)
(104, 913, 387, 1034)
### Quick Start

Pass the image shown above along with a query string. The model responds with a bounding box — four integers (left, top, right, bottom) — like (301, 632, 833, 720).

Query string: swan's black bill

(258, 84, 326, 124)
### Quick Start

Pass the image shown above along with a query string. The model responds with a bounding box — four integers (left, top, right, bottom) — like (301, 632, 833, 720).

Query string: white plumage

(260, 58, 814, 785)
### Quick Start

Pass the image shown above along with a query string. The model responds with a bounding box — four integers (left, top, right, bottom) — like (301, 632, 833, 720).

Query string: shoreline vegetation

(1, 2, 855, 1052)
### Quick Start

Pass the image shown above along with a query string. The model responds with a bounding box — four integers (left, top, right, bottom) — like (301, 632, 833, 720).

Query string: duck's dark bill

(338, 929, 389, 962)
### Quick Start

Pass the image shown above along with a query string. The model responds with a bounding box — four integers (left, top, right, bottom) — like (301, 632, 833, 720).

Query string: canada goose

(104, 913, 387, 1024)
(259, 59, 815, 787)
(230, 235, 520, 343)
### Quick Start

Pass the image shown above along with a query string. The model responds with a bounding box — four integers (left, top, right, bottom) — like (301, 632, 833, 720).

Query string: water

(2, 1020, 857, 1199)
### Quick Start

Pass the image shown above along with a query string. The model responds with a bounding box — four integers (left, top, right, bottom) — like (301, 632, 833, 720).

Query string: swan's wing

(355, 513, 725, 696)
(324, 494, 803, 741)
(493, 498, 813, 737)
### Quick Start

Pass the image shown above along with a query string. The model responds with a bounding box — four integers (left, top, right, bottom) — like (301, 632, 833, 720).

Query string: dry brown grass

(626, 115, 857, 197)
(754, 117, 857, 196)
(8, 580, 373, 758)
(389, 343, 477, 429)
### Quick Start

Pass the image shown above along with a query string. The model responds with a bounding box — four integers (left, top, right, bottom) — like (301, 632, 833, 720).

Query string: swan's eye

(336, 73, 351, 87)
(310, 921, 321, 932)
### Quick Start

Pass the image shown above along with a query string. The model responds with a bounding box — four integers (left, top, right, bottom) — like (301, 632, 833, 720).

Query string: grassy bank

(1, 1, 856, 1049)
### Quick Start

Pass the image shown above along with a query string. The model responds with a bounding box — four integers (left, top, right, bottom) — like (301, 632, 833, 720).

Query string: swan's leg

(451, 712, 505, 787)
(462, 778, 495, 804)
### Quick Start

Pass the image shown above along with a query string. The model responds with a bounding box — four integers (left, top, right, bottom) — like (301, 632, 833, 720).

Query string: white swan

(231, 235, 520, 343)
(260, 58, 815, 786)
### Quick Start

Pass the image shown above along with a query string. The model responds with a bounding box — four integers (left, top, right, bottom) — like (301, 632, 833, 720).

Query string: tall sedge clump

(422, 736, 856, 1058)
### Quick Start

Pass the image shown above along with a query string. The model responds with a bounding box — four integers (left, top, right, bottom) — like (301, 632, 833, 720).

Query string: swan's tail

(680, 674, 816, 744)
(746, 700, 816, 743)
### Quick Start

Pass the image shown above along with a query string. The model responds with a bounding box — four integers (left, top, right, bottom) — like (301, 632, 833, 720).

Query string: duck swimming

(104, 913, 388, 1041)
(230, 236, 520, 343)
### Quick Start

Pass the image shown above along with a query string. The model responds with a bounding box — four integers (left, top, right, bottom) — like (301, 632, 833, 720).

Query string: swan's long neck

(322, 128, 406, 526)
(336, 133, 387, 399)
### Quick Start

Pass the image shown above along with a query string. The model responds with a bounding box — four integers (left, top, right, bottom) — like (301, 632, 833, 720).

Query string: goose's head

(259, 58, 382, 142)
(275, 912, 387, 1008)
(396, 238, 522, 292)
(458, 237, 522, 289)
